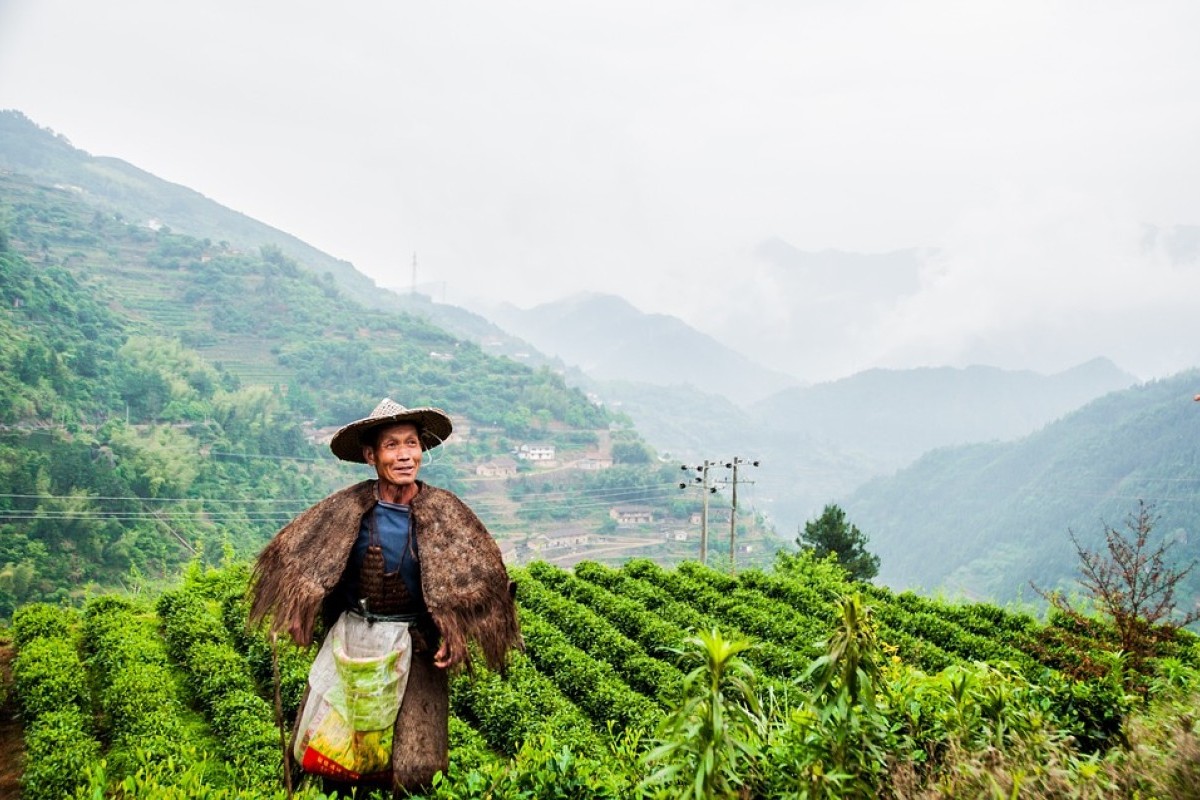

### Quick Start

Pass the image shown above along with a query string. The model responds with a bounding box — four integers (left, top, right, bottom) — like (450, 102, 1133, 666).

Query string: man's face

(364, 423, 423, 490)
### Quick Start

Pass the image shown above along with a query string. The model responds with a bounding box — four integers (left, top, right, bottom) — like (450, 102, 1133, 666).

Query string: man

(249, 398, 520, 793)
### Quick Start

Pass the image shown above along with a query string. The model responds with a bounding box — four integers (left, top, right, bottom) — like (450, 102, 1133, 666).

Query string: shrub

(11, 602, 75, 648)
(20, 707, 100, 800)
(12, 636, 90, 720)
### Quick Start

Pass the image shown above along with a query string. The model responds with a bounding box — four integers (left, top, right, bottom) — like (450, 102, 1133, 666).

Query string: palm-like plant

(806, 594, 883, 707)
(767, 593, 890, 798)
(643, 628, 763, 799)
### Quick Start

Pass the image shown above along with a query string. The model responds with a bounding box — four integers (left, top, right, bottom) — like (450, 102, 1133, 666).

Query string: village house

(609, 506, 655, 527)
(529, 529, 590, 551)
(515, 443, 556, 462)
(573, 453, 613, 470)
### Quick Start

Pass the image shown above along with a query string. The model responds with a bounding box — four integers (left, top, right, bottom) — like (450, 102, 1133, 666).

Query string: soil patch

(0, 640, 24, 797)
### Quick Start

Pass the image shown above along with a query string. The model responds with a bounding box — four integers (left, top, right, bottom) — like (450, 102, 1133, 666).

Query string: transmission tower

(722, 457, 759, 572)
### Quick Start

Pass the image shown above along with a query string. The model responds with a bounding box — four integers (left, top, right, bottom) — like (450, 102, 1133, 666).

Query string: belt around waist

(348, 607, 421, 625)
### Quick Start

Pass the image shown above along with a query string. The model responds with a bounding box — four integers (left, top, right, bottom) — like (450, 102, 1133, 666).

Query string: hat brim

(330, 406, 453, 463)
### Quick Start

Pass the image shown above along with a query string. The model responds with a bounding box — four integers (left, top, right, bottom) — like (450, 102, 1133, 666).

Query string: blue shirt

(349, 499, 424, 605)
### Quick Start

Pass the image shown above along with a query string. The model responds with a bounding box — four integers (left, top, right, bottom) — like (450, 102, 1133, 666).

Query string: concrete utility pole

(723, 457, 759, 573)
(679, 460, 718, 564)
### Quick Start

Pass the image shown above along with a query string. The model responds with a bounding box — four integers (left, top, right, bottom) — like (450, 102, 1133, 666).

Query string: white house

(516, 443, 556, 461)
(610, 506, 655, 526)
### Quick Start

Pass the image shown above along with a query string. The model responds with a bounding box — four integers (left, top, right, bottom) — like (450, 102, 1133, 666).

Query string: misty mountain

(0, 110, 385, 310)
(576, 360, 1136, 547)
(387, 290, 560, 369)
(709, 239, 929, 379)
(751, 358, 1138, 471)
(841, 369, 1200, 604)
(478, 292, 798, 406)
(0, 161, 670, 614)
(6, 107, 1183, 602)
(1142, 223, 1200, 265)
(0, 110, 581, 380)
(714, 233, 1200, 384)
(752, 237, 925, 300)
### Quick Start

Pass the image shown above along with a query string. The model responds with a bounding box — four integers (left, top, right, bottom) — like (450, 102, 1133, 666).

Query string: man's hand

(434, 640, 464, 670)
(289, 620, 312, 647)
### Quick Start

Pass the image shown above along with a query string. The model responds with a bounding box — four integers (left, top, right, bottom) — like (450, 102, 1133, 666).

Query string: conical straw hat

(329, 398, 453, 462)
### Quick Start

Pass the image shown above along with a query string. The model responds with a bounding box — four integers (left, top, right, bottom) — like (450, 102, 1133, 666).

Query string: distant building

(573, 454, 613, 471)
(610, 506, 655, 526)
(530, 530, 590, 551)
(516, 443, 556, 462)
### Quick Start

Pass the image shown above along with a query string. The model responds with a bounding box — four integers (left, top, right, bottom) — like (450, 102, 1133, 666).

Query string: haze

(2, 1, 1198, 381)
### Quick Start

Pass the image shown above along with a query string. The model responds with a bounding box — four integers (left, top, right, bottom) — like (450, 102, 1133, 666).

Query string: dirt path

(541, 539, 660, 567)
(0, 640, 23, 798)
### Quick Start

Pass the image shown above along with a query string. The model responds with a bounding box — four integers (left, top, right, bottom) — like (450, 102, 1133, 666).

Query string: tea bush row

(580, 560, 808, 684)
(158, 584, 283, 789)
(10, 603, 102, 800)
(515, 564, 683, 704)
(517, 604, 660, 735)
(740, 566, 957, 673)
(218, 586, 311, 718)
(450, 649, 604, 756)
(637, 559, 830, 667)
(81, 595, 203, 779)
(530, 560, 688, 662)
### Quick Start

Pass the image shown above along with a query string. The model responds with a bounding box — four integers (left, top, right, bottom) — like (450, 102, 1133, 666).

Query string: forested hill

(843, 370, 1200, 603)
(0, 160, 698, 619)
(0, 110, 385, 309)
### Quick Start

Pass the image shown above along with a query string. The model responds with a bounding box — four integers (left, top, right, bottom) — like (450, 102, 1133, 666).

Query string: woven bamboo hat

(329, 398, 453, 462)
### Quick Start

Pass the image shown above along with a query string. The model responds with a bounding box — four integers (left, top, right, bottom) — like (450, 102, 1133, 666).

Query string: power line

(0, 483, 686, 524)
(0, 481, 681, 506)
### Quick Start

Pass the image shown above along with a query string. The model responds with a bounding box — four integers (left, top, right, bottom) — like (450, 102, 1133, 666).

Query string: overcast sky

(2, 1, 1199, 381)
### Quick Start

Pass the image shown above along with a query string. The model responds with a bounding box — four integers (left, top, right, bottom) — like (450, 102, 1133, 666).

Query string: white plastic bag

(294, 612, 413, 781)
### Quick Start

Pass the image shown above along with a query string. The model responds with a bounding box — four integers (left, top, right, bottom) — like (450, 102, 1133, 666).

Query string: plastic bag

(294, 611, 413, 782)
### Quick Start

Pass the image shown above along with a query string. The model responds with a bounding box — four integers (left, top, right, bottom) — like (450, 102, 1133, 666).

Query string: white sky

(2, 1, 1199, 380)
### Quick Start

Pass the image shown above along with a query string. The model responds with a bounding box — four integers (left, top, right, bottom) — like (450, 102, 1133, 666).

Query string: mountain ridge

(842, 369, 1200, 603)
(0, 110, 383, 309)
(478, 291, 799, 406)
(750, 357, 1138, 471)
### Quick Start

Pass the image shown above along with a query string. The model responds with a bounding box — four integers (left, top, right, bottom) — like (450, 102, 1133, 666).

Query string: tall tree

(797, 504, 880, 582)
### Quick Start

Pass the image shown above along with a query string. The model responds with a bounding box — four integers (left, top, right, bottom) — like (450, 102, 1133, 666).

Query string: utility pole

(723, 457, 759, 573)
(679, 460, 718, 564)
(411, 252, 418, 295)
